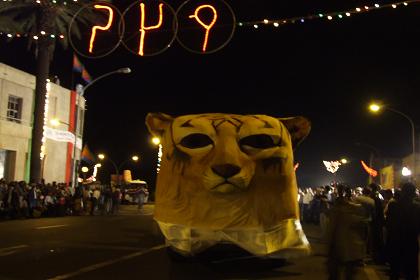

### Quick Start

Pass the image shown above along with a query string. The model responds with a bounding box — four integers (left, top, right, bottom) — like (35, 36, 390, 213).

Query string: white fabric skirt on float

(157, 218, 311, 258)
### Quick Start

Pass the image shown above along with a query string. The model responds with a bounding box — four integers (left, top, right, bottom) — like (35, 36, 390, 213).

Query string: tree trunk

(29, 41, 51, 183)
(29, 4, 56, 183)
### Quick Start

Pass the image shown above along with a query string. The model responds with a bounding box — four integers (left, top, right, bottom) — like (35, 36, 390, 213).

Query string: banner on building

(44, 127, 82, 150)
(45, 127, 75, 143)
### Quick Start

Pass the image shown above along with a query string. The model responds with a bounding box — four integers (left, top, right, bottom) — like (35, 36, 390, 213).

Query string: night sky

(1, 0, 420, 187)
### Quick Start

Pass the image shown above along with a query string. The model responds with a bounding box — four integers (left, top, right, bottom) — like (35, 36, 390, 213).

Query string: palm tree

(0, 0, 109, 183)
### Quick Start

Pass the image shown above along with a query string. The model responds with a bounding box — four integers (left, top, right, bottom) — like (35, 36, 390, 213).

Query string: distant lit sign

(323, 160, 341, 174)
(69, 0, 236, 58)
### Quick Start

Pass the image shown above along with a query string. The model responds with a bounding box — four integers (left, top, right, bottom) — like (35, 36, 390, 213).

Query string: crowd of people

(0, 179, 149, 219)
(299, 182, 420, 280)
(1, 177, 418, 279)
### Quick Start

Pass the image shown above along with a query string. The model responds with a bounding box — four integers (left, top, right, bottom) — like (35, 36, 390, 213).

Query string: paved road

(0, 204, 390, 280)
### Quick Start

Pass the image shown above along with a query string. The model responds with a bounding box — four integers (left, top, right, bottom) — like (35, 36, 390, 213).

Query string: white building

(0, 63, 85, 184)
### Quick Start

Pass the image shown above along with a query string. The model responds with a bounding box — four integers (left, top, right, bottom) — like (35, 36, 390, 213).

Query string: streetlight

(49, 118, 70, 127)
(402, 167, 412, 177)
(355, 142, 380, 166)
(340, 158, 348, 164)
(80, 67, 131, 96)
(97, 154, 139, 185)
(72, 67, 132, 189)
(369, 103, 381, 113)
(81, 166, 89, 183)
(152, 137, 161, 146)
(368, 103, 416, 181)
(49, 118, 61, 127)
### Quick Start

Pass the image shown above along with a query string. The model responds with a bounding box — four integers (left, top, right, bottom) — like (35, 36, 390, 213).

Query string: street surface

(0, 204, 391, 280)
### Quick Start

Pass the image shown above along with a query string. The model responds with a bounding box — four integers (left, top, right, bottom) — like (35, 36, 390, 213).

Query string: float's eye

(180, 133, 213, 149)
(239, 134, 280, 149)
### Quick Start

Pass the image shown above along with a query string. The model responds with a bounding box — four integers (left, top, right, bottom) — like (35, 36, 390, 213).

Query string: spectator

(137, 185, 148, 210)
(385, 183, 420, 280)
(326, 184, 368, 280)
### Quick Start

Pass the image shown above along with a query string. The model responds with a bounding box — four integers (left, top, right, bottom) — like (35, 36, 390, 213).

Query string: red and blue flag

(73, 54, 83, 73)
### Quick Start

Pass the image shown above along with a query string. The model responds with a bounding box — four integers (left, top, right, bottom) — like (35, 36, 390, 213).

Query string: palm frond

(1, 0, 114, 50)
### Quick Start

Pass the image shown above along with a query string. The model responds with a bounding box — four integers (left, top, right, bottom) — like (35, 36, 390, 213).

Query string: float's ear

(279, 116, 311, 148)
(145, 113, 174, 137)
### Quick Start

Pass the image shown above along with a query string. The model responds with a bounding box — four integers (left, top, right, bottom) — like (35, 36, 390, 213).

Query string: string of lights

(40, 79, 51, 160)
(0, 0, 78, 39)
(1, 0, 419, 37)
(157, 144, 162, 173)
(238, 0, 418, 29)
(0, 0, 78, 4)
(0, 31, 65, 40)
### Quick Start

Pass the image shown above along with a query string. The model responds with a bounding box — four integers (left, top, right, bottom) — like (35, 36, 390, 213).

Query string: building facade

(0, 63, 85, 184)
(379, 153, 420, 188)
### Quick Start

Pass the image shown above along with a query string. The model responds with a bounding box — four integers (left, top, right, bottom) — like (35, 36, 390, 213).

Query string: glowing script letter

(189, 5, 218, 52)
(139, 3, 164, 56)
(89, 5, 114, 53)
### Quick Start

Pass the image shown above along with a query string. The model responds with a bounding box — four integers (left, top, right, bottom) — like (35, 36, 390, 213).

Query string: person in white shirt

(302, 188, 314, 223)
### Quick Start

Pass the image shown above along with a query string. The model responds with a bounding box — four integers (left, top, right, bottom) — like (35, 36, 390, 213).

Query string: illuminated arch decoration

(176, 0, 236, 54)
(361, 160, 378, 177)
(121, 0, 177, 57)
(69, 2, 124, 59)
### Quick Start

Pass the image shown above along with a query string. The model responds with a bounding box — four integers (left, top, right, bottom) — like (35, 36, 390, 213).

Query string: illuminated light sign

(188, 5, 218, 52)
(69, 2, 123, 58)
(176, 0, 236, 54)
(70, 0, 234, 57)
(361, 160, 378, 177)
(138, 3, 164, 56)
(323, 160, 341, 174)
(121, 0, 177, 57)
(89, 5, 114, 53)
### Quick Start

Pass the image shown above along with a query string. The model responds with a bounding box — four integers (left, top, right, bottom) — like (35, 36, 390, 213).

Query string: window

(7, 95, 23, 123)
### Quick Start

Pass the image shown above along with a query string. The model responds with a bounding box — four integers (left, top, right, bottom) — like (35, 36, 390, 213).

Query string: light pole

(97, 154, 139, 185)
(71, 67, 131, 189)
(355, 142, 380, 167)
(355, 142, 380, 183)
(369, 103, 416, 181)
